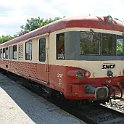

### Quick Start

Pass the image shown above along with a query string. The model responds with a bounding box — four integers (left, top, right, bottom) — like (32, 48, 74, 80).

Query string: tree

(20, 17, 44, 32)
(0, 17, 62, 43)
(19, 17, 61, 35)
(0, 35, 15, 44)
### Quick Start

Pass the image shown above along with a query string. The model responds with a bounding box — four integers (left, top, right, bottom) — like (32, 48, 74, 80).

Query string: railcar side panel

(0, 16, 124, 101)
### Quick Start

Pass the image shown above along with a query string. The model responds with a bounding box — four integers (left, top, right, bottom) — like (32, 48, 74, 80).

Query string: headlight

(84, 71, 91, 77)
(67, 69, 91, 79)
(105, 15, 113, 23)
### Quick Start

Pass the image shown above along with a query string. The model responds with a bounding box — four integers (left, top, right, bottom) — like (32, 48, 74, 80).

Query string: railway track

(2, 71, 124, 124)
(72, 104, 124, 124)
(48, 96, 124, 124)
(103, 98, 124, 114)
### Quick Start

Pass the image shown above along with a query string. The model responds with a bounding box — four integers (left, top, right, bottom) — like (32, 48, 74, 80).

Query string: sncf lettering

(102, 64, 115, 69)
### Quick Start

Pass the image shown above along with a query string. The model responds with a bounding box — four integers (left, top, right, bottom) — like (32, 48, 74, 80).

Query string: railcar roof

(0, 16, 124, 47)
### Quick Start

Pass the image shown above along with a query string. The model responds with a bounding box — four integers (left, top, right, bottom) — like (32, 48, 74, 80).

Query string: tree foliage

(0, 35, 15, 44)
(19, 17, 61, 35)
(0, 17, 62, 43)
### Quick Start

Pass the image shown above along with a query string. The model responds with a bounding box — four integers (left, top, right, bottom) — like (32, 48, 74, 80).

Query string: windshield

(80, 31, 124, 56)
(80, 32, 100, 55)
(116, 35, 124, 55)
(57, 31, 124, 61)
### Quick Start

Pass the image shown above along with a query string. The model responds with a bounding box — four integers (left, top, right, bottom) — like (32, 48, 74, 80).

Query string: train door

(37, 36, 49, 85)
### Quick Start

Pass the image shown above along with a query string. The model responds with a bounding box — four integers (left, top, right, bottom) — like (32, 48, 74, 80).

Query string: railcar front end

(55, 29, 124, 101)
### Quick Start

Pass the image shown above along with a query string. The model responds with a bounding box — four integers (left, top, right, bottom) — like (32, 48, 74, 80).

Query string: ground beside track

(0, 73, 85, 124)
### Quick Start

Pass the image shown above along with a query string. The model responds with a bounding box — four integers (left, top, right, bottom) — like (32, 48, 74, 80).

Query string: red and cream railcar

(0, 16, 124, 101)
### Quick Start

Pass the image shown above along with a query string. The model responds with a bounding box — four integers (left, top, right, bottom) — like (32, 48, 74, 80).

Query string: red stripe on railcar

(0, 60, 123, 100)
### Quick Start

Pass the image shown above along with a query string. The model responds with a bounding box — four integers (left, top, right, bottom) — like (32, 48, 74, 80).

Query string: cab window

(116, 35, 124, 55)
(56, 33, 65, 59)
(80, 31, 100, 55)
(102, 33, 116, 55)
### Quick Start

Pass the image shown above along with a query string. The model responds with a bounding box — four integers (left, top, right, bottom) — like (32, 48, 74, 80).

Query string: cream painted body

(1, 28, 124, 78)
(48, 28, 124, 78)
(53, 60, 124, 78)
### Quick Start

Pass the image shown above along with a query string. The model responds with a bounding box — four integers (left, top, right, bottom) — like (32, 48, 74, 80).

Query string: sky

(0, 0, 124, 36)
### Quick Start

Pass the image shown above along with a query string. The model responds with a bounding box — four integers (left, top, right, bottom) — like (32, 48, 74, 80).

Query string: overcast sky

(0, 0, 124, 36)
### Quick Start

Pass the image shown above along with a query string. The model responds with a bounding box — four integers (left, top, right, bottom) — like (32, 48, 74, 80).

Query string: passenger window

(56, 33, 65, 59)
(13, 45, 17, 59)
(3, 47, 9, 59)
(0, 49, 2, 59)
(5, 47, 8, 59)
(25, 40, 32, 60)
(9, 46, 13, 59)
(3, 48, 5, 59)
(39, 38, 46, 62)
